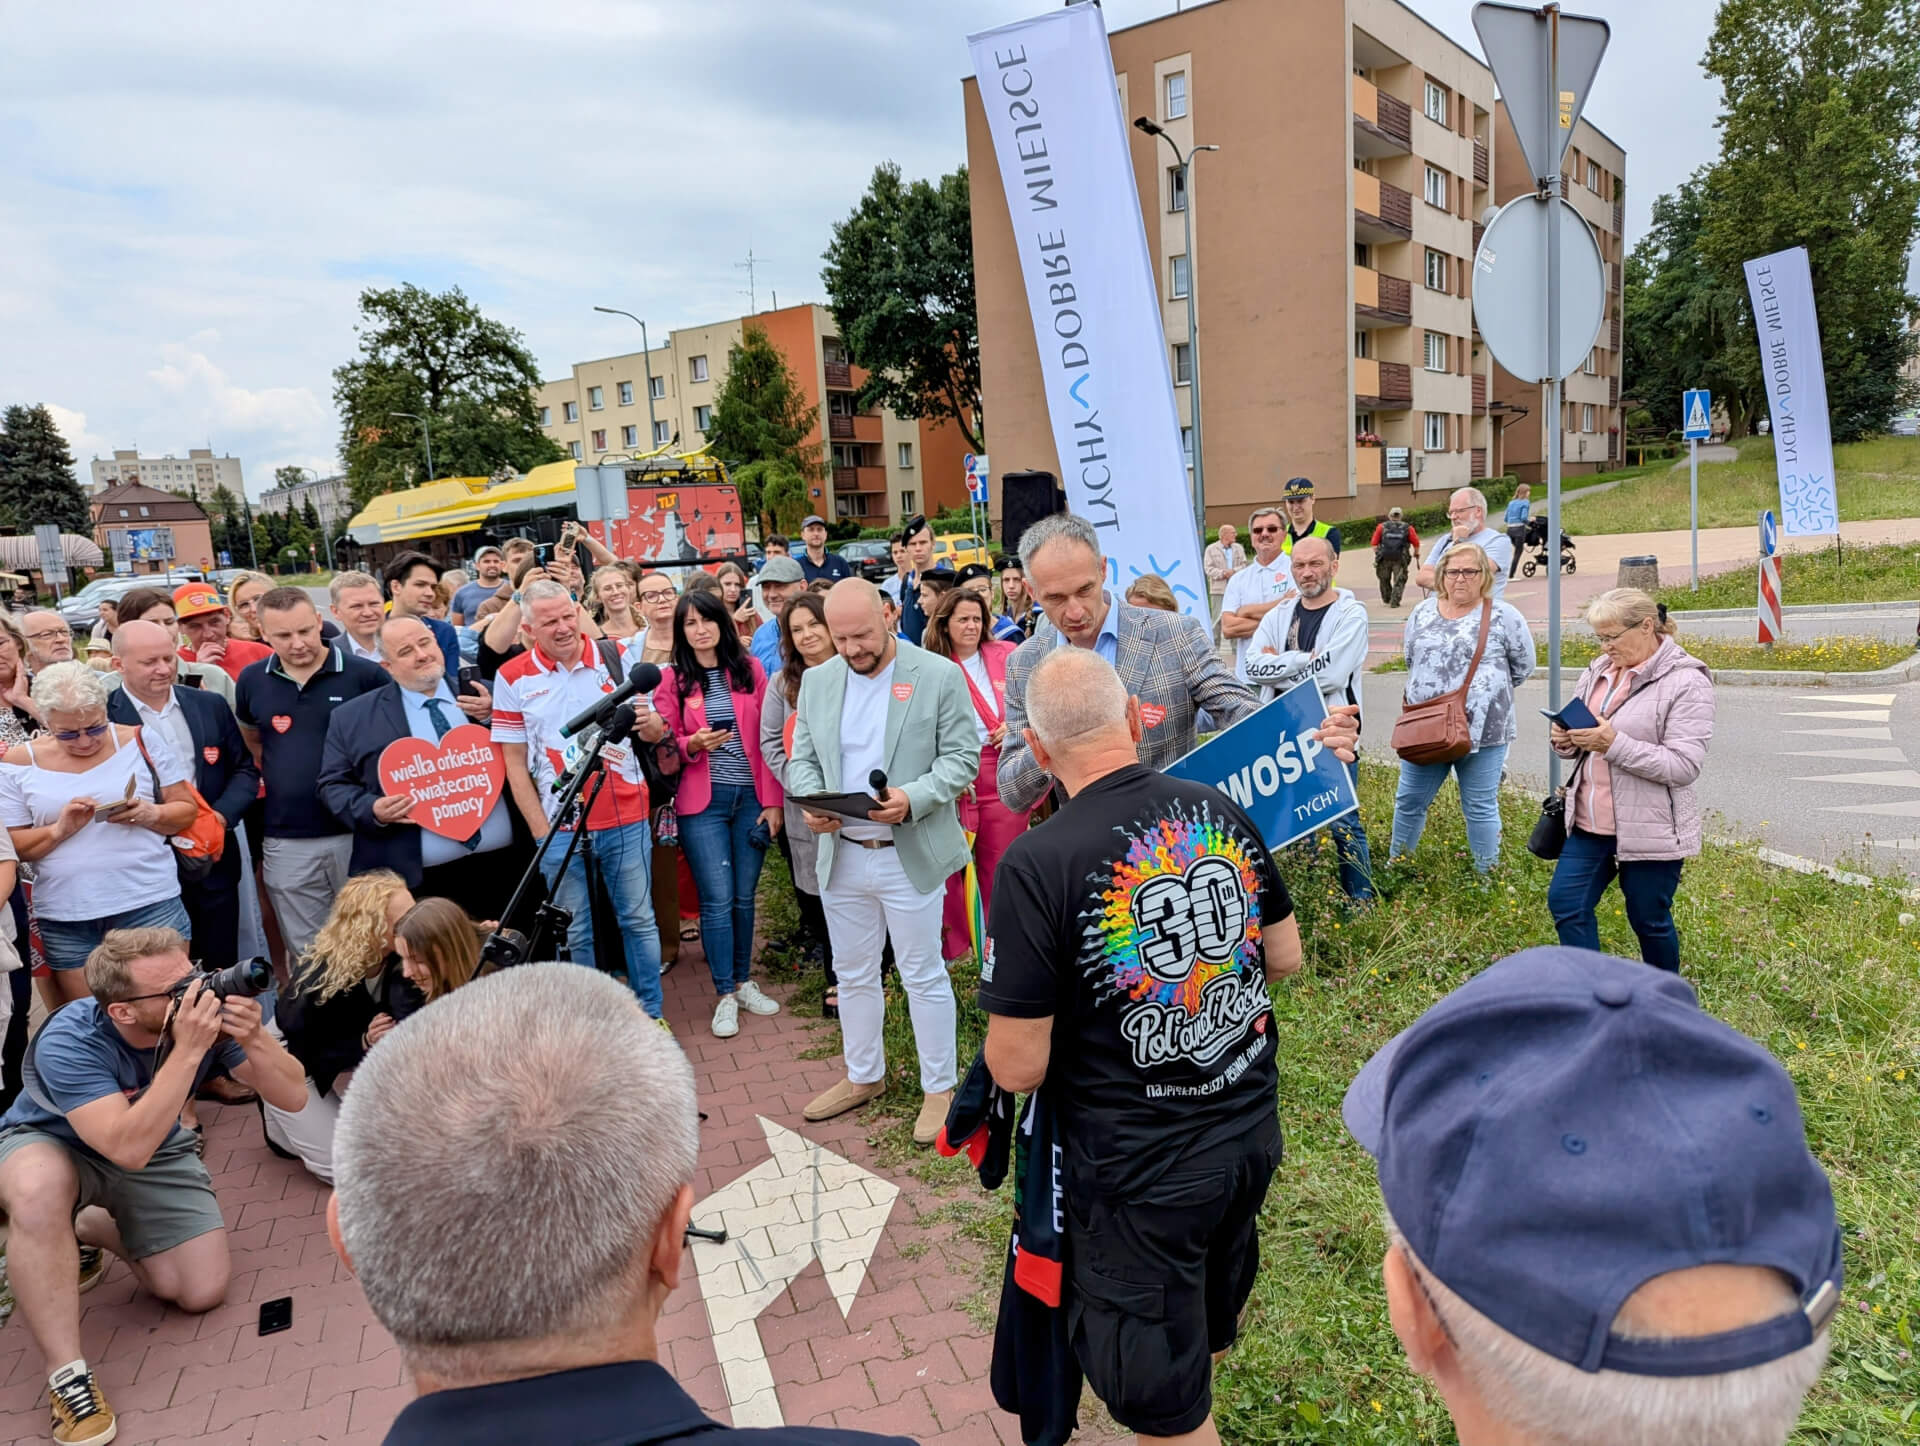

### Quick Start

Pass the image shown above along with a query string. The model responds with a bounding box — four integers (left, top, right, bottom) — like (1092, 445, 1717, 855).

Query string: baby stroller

(1520, 514, 1577, 576)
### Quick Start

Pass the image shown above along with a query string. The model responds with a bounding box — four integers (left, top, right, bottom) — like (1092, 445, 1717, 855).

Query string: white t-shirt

(838, 659, 895, 842)
(1220, 553, 1301, 681)
(959, 652, 997, 744)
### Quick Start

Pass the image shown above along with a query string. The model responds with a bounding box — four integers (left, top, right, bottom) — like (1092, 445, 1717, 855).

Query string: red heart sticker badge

(270, 716, 293, 734)
(1254, 1014, 1269, 1035)
(1139, 702, 1168, 729)
(375, 723, 506, 839)
(201, 746, 220, 764)
(891, 683, 914, 702)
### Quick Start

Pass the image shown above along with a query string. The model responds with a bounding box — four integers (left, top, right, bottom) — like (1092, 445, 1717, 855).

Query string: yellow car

(933, 533, 990, 570)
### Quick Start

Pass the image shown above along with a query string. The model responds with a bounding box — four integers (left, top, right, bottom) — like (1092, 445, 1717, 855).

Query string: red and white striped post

(1757, 509, 1783, 644)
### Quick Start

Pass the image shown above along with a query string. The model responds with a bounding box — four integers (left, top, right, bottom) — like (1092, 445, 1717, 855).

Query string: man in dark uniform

(895, 515, 949, 646)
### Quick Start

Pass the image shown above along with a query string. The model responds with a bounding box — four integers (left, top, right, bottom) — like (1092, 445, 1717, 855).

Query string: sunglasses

(1250, 526, 1280, 537)
(51, 722, 110, 742)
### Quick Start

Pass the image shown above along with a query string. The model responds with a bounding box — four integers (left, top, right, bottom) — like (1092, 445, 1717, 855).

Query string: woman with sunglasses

(0, 663, 197, 1005)
(654, 590, 784, 1039)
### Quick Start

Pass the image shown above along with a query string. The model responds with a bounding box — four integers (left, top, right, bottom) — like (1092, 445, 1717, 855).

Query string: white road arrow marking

(1782, 747, 1911, 762)
(1780, 709, 1893, 722)
(1784, 726, 1895, 740)
(1792, 694, 1897, 706)
(1793, 769, 1920, 789)
(690, 1116, 900, 1428)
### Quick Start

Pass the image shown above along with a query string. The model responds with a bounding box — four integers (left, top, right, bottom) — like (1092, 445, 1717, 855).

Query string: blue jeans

(38, 895, 192, 973)
(678, 782, 768, 996)
(539, 820, 663, 1016)
(1390, 742, 1509, 873)
(1548, 828, 1685, 972)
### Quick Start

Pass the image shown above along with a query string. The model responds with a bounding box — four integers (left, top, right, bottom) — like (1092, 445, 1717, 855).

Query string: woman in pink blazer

(655, 590, 784, 1039)
(922, 589, 1027, 963)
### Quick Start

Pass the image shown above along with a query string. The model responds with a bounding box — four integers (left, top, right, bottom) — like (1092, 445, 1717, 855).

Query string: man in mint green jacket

(789, 580, 981, 1145)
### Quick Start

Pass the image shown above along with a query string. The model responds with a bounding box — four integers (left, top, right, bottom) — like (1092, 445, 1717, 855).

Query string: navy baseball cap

(1344, 947, 1841, 1377)
(1282, 476, 1315, 499)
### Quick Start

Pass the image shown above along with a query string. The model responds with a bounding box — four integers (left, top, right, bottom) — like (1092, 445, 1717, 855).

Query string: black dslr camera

(170, 957, 274, 1003)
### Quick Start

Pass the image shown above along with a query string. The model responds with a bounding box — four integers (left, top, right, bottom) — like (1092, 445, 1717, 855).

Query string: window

(1424, 165, 1448, 209)
(832, 443, 860, 469)
(618, 381, 633, 406)
(897, 442, 914, 469)
(1587, 159, 1601, 193)
(1354, 330, 1370, 359)
(1424, 331, 1448, 372)
(653, 420, 671, 445)
(591, 429, 607, 452)
(1355, 411, 1375, 435)
(563, 400, 579, 423)
(1164, 71, 1187, 120)
(569, 441, 583, 460)
(1170, 254, 1190, 299)
(1172, 342, 1192, 384)
(689, 355, 709, 383)
(588, 386, 603, 411)
(827, 392, 856, 415)
(1583, 349, 1597, 375)
(1424, 248, 1449, 291)
(1181, 427, 1194, 467)
(539, 406, 552, 426)
(140, 505, 149, 516)
(1354, 241, 1372, 267)
(1424, 412, 1449, 450)
(694, 405, 712, 432)
(622, 425, 638, 448)
(899, 490, 916, 516)
(649, 376, 665, 401)
(1582, 404, 1596, 433)
(1168, 165, 1186, 212)
(1424, 79, 1448, 126)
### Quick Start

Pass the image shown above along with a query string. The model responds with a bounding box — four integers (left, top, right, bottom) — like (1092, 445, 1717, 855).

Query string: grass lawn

(1661, 542, 1920, 611)
(1374, 633, 1914, 674)
(759, 766, 1920, 1443)
(1562, 434, 1920, 536)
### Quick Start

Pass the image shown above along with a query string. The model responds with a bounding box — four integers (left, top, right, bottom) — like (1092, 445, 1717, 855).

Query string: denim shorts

(37, 895, 192, 972)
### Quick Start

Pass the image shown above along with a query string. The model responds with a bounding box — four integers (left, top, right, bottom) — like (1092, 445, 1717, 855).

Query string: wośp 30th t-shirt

(979, 763, 1291, 1192)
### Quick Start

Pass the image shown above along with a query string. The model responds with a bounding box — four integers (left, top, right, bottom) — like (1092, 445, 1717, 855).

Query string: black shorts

(1064, 1121, 1282, 1437)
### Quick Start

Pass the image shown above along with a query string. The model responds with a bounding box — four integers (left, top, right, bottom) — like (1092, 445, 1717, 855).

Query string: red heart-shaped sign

(1139, 702, 1168, 730)
(891, 683, 913, 702)
(376, 724, 506, 839)
(1254, 1014, 1268, 1035)
(270, 716, 293, 734)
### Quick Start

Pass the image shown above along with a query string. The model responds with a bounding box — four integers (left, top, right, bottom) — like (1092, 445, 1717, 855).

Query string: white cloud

(146, 344, 326, 436)
(41, 403, 113, 465)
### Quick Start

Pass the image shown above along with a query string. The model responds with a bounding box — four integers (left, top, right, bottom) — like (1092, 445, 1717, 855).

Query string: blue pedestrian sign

(1165, 680, 1359, 851)
(1682, 389, 1712, 441)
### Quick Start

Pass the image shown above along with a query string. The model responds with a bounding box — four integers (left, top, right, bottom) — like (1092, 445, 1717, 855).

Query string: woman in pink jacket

(656, 589, 785, 1039)
(1547, 589, 1715, 971)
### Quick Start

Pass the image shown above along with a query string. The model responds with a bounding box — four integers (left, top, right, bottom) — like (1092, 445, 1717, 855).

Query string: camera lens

(202, 957, 274, 1000)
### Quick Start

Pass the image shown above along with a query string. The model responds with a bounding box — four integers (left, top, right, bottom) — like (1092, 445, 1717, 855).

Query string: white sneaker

(711, 994, 740, 1038)
(735, 980, 782, 1017)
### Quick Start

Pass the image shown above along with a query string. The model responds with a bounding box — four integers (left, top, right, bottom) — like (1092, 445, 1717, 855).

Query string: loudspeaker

(1000, 470, 1066, 559)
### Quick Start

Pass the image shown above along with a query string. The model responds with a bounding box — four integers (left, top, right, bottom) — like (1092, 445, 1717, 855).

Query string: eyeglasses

(1440, 568, 1482, 581)
(24, 630, 69, 644)
(1447, 508, 1479, 520)
(50, 722, 110, 742)
(637, 590, 675, 603)
(118, 973, 200, 1005)
(1595, 621, 1648, 644)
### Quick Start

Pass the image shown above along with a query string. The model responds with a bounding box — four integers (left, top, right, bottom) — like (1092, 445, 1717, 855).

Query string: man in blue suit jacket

(108, 620, 261, 970)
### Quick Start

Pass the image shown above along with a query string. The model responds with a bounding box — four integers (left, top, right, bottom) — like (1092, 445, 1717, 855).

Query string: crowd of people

(0, 478, 1780, 1446)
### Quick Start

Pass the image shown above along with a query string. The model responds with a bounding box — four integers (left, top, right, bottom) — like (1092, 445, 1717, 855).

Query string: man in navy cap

(796, 514, 851, 585)
(1345, 947, 1838, 1446)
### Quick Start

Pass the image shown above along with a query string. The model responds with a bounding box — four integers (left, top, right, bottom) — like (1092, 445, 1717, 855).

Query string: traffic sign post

(963, 453, 990, 549)
(1757, 509, 1783, 644)
(1471, 0, 1610, 793)
(32, 524, 68, 602)
(1683, 389, 1711, 591)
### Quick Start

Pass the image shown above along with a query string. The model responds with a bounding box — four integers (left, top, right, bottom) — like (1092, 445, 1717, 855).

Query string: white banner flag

(1742, 246, 1839, 536)
(967, 5, 1205, 616)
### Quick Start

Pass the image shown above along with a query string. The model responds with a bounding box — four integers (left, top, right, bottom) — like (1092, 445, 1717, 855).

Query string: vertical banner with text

(1742, 246, 1839, 537)
(967, 5, 1206, 617)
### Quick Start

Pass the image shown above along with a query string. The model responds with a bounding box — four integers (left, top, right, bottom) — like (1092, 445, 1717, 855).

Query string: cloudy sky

(0, 0, 1809, 499)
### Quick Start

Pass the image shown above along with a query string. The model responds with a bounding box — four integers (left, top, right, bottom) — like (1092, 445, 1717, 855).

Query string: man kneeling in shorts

(0, 927, 306, 1444)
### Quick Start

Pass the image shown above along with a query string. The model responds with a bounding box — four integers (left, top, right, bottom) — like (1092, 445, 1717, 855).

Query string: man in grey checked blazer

(998, 514, 1258, 814)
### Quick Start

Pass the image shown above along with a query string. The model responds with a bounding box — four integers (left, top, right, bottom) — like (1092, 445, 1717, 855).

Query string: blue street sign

(217, 550, 232, 567)
(1165, 680, 1359, 851)
(1682, 389, 1712, 441)
(1759, 509, 1777, 558)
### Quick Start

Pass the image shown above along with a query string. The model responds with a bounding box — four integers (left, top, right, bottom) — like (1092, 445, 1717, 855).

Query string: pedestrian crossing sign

(1683, 389, 1711, 441)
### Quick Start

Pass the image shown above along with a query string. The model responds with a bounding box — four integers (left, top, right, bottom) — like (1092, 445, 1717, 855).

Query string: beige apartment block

(964, 0, 1504, 533)
(536, 303, 969, 528)
(1489, 111, 1628, 481)
(89, 446, 244, 499)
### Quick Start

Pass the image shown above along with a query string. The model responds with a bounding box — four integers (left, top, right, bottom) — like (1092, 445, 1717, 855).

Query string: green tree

(332, 283, 563, 506)
(730, 459, 809, 534)
(1622, 172, 1752, 433)
(823, 163, 984, 451)
(1698, 0, 1920, 438)
(0, 404, 92, 534)
(274, 464, 307, 491)
(301, 497, 322, 534)
(705, 323, 822, 527)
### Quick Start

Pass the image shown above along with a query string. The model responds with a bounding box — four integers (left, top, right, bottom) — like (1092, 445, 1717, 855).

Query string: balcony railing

(1613, 201, 1624, 235)
(1354, 265, 1411, 325)
(1472, 221, 1484, 256)
(828, 414, 854, 440)
(1611, 315, 1621, 352)
(1610, 375, 1621, 408)
(1472, 373, 1488, 414)
(1355, 358, 1412, 408)
(1473, 139, 1489, 186)
(1354, 171, 1413, 240)
(1471, 447, 1489, 479)
(1352, 76, 1412, 154)
(1356, 445, 1383, 489)
(833, 466, 857, 491)
(824, 361, 853, 388)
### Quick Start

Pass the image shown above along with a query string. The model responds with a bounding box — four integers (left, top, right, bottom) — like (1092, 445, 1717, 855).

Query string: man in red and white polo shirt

(492, 581, 671, 1014)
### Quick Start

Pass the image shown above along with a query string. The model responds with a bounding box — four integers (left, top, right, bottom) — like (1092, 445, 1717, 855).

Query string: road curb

(1704, 651, 1920, 688)
(1668, 600, 1917, 621)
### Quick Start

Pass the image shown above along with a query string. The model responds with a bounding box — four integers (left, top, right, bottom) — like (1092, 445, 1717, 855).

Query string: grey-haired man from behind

(330, 964, 922, 1446)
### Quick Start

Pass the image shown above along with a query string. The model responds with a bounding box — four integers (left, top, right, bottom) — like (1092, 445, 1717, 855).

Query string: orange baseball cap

(172, 582, 227, 619)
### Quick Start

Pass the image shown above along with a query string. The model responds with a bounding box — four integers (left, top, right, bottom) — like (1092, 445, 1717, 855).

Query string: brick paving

(0, 946, 1046, 1446)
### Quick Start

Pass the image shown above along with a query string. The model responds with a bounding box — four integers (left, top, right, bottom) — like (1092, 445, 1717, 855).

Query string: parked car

(56, 571, 202, 632)
(933, 534, 990, 570)
(744, 542, 766, 573)
(837, 539, 894, 582)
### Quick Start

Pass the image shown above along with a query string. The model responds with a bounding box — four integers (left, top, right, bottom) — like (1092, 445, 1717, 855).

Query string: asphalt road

(1360, 669, 1920, 878)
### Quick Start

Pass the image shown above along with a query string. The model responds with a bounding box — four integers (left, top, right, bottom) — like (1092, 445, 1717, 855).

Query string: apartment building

(258, 472, 353, 527)
(536, 303, 970, 528)
(1489, 112, 1629, 480)
(965, 0, 1503, 531)
(89, 447, 244, 499)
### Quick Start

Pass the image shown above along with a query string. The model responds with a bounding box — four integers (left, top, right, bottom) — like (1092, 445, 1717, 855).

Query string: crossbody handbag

(1391, 601, 1492, 766)
(134, 730, 226, 882)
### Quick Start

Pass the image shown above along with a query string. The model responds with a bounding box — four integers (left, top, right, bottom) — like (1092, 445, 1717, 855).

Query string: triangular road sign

(1687, 396, 1708, 432)
(1473, 3, 1610, 185)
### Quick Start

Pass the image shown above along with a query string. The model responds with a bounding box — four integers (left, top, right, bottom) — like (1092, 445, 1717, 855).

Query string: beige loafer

(804, 1077, 886, 1122)
(913, 1090, 954, 1147)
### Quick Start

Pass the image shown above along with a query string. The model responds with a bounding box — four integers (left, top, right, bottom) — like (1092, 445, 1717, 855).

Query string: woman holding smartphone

(653, 591, 784, 1039)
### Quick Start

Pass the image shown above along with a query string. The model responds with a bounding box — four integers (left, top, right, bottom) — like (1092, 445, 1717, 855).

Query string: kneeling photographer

(0, 927, 306, 1444)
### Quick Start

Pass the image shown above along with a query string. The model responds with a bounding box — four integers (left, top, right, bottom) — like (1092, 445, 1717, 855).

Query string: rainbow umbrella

(964, 829, 988, 963)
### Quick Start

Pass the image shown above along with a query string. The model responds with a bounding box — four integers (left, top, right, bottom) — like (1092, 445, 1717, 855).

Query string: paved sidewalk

(0, 952, 1042, 1446)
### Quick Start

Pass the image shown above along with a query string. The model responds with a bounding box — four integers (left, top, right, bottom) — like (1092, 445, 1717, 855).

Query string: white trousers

(822, 843, 956, 1093)
(257, 1017, 341, 1183)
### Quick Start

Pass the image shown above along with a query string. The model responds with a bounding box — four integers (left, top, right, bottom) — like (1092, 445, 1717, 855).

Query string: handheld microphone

(869, 769, 888, 797)
(560, 661, 662, 739)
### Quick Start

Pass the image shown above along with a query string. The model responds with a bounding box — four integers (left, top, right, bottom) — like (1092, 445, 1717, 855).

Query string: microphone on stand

(559, 661, 663, 739)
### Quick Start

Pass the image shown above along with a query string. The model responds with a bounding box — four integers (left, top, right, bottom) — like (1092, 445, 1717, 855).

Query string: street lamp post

(293, 466, 337, 574)
(387, 411, 436, 482)
(1134, 117, 1218, 537)
(594, 307, 660, 450)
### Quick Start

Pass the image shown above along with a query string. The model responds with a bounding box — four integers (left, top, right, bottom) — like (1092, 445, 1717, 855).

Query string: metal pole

(1689, 436, 1699, 590)
(422, 419, 435, 482)
(1544, 6, 1564, 792)
(642, 320, 659, 450)
(1180, 149, 1203, 536)
(243, 495, 258, 570)
(298, 467, 336, 574)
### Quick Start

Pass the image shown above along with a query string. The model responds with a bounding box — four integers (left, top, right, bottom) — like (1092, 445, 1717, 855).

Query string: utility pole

(387, 412, 435, 482)
(594, 306, 660, 449)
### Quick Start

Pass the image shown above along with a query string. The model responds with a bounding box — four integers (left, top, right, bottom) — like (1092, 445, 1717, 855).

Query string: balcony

(1354, 358, 1412, 410)
(1472, 373, 1487, 414)
(1610, 314, 1621, 353)
(1471, 447, 1489, 479)
(828, 414, 854, 440)
(1354, 265, 1411, 327)
(1354, 170, 1412, 243)
(1355, 445, 1383, 489)
(824, 361, 853, 389)
(833, 464, 887, 494)
(1613, 201, 1624, 236)
(1610, 375, 1621, 408)
(1472, 221, 1484, 256)
(1352, 76, 1411, 157)
(1473, 139, 1489, 187)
